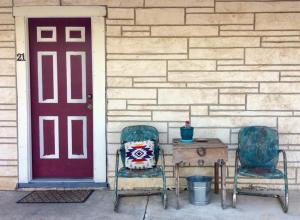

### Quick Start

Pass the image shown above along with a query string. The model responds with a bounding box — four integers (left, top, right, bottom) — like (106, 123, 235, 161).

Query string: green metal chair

(233, 126, 288, 213)
(113, 125, 167, 212)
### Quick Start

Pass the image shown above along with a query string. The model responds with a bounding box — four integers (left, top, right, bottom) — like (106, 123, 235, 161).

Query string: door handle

(87, 104, 93, 110)
(87, 94, 93, 99)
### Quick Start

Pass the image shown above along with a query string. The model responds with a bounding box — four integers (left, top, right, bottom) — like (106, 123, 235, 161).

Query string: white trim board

(14, 6, 107, 185)
(13, 6, 106, 17)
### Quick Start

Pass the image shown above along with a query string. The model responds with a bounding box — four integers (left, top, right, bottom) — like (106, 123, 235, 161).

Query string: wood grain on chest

(172, 138, 228, 164)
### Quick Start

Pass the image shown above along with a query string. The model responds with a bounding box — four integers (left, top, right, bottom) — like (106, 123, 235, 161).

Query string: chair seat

(238, 167, 284, 179)
(118, 166, 163, 178)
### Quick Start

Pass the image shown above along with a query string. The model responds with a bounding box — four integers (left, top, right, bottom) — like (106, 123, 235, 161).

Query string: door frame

(13, 6, 107, 185)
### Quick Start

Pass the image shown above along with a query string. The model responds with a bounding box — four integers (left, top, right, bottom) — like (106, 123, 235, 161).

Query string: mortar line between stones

(142, 196, 150, 220)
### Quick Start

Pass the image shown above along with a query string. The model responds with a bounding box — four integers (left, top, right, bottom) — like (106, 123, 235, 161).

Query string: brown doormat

(17, 190, 94, 203)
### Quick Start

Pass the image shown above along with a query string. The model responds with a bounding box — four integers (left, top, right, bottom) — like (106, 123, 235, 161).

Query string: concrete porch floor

(0, 190, 299, 220)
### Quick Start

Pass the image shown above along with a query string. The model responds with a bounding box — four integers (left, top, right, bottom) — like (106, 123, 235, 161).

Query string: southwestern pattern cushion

(125, 140, 155, 169)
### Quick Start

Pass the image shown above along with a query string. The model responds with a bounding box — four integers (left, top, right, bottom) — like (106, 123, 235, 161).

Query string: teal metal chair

(114, 125, 167, 211)
(233, 126, 288, 212)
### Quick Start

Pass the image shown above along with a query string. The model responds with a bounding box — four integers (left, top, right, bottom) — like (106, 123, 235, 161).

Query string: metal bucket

(186, 176, 212, 205)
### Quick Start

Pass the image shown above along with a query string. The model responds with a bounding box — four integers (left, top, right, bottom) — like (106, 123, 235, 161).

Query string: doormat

(17, 190, 94, 203)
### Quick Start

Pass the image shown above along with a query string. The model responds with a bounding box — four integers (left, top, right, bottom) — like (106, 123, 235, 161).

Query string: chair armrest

(159, 148, 166, 170)
(279, 150, 288, 177)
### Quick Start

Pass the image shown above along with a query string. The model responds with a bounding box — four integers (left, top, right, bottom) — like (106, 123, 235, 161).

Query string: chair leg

(114, 175, 120, 212)
(232, 174, 238, 208)
(277, 176, 288, 213)
(162, 172, 167, 209)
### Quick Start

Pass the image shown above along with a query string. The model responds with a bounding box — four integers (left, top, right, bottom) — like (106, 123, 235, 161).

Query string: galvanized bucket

(186, 176, 212, 206)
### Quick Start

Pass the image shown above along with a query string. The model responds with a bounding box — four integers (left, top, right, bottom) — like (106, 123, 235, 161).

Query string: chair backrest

(119, 125, 160, 168)
(238, 126, 279, 169)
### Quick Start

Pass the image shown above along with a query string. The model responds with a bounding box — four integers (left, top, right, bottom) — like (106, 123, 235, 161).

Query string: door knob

(87, 94, 93, 99)
(87, 104, 93, 110)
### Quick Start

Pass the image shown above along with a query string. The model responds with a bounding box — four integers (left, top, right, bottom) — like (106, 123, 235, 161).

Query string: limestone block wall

(103, 0, 300, 190)
(1, 0, 300, 190)
(0, 0, 17, 189)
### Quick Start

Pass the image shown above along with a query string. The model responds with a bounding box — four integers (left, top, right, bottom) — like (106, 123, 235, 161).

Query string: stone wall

(1, 0, 300, 190)
(0, 0, 17, 189)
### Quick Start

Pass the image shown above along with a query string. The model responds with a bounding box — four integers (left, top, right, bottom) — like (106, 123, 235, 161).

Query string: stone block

(246, 48, 300, 65)
(169, 71, 278, 82)
(221, 30, 300, 37)
(62, 0, 143, 7)
(0, 48, 14, 59)
(145, 0, 214, 7)
(107, 54, 187, 60)
(106, 19, 134, 25)
(107, 121, 168, 132)
(220, 25, 253, 30)
(134, 82, 186, 88)
(186, 13, 254, 25)
(0, 0, 12, 6)
(247, 94, 300, 110)
(107, 100, 126, 110)
(256, 13, 300, 30)
(168, 60, 216, 71)
(108, 110, 151, 116)
(0, 31, 14, 41)
(106, 26, 121, 36)
(136, 8, 184, 25)
(107, 38, 187, 54)
(107, 77, 132, 87)
(0, 127, 16, 138)
(190, 37, 260, 48)
(107, 60, 166, 76)
(107, 8, 134, 19)
(0, 144, 17, 160)
(107, 88, 156, 99)
(108, 116, 151, 121)
(0, 88, 16, 104)
(0, 77, 15, 87)
(128, 105, 188, 111)
(151, 26, 218, 37)
(134, 77, 166, 82)
(191, 106, 208, 116)
(153, 111, 189, 121)
(189, 48, 243, 59)
(278, 117, 300, 133)
(123, 26, 150, 31)
(122, 32, 150, 37)
(186, 8, 214, 13)
(260, 83, 300, 93)
(191, 116, 276, 128)
(14, 0, 59, 5)
(0, 166, 17, 176)
(220, 94, 245, 105)
(0, 110, 16, 120)
(158, 89, 218, 104)
(0, 60, 14, 75)
(216, 1, 300, 13)
(0, 177, 17, 190)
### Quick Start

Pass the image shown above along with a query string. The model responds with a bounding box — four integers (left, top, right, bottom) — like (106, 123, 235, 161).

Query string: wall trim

(14, 6, 107, 185)
(13, 6, 106, 17)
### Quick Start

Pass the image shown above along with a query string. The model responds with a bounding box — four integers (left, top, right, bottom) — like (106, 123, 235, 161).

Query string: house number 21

(16, 53, 26, 61)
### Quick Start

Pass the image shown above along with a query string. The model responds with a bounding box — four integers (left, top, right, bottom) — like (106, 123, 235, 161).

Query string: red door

(29, 18, 93, 178)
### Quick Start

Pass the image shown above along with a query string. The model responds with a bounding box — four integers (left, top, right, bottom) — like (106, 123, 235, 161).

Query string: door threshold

(18, 179, 107, 190)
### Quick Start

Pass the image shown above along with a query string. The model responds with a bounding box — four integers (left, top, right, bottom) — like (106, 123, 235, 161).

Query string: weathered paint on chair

(233, 126, 288, 213)
(114, 125, 167, 212)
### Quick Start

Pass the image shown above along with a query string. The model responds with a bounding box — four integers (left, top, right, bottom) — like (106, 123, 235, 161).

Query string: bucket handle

(197, 148, 206, 157)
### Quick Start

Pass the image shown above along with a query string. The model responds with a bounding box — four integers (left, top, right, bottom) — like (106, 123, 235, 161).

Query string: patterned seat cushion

(238, 167, 284, 179)
(118, 166, 163, 178)
(125, 140, 155, 169)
